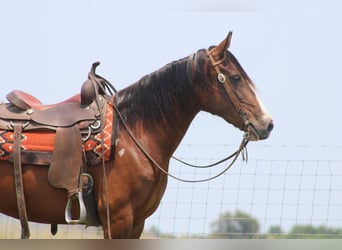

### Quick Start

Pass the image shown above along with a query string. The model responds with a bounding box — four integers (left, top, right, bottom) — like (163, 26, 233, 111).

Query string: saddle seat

(6, 90, 81, 111)
(1, 87, 104, 129)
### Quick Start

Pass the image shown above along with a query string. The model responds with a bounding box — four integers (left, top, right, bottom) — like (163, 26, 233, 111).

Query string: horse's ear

(211, 31, 233, 60)
(222, 31, 233, 50)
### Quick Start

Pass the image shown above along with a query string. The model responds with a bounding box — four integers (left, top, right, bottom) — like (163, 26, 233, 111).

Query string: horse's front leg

(131, 220, 145, 239)
(101, 206, 134, 239)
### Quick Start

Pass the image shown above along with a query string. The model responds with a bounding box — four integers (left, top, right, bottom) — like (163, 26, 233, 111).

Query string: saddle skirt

(0, 103, 115, 167)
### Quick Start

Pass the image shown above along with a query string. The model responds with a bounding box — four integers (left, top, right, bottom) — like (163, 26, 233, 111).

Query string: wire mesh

(1, 145, 341, 239)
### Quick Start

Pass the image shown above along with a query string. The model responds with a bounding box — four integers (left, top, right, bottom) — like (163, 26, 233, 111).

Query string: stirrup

(65, 191, 87, 224)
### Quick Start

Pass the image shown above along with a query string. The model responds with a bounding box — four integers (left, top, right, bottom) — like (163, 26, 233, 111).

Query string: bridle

(112, 50, 250, 183)
(206, 49, 250, 132)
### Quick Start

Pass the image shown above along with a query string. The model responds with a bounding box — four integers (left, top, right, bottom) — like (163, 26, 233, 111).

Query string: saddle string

(88, 63, 117, 239)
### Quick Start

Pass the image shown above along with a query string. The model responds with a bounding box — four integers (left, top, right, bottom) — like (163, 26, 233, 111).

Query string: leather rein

(81, 50, 252, 239)
(111, 50, 250, 183)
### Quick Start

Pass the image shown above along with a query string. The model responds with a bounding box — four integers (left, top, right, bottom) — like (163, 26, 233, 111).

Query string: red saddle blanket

(0, 104, 115, 166)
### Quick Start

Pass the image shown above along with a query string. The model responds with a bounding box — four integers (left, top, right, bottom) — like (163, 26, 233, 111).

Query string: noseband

(206, 49, 250, 132)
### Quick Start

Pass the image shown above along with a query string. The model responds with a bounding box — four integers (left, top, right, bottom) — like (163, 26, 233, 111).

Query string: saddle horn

(80, 62, 102, 106)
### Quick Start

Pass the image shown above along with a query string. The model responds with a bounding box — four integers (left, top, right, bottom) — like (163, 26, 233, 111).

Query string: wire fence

(1, 144, 341, 239)
(144, 158, 342, 238)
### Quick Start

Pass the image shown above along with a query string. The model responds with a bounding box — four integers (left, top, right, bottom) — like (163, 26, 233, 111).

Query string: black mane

(115, 49, 251, 131)
(116, 56, 196, 129)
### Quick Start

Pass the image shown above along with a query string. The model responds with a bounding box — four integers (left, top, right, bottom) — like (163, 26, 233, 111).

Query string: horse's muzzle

(247, 120, 274, 141)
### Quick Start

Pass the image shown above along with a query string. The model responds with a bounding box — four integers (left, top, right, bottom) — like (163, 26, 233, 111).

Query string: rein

(171, 134, 249, 182)
(111, 52, 251, 183)
(171, 137, 249, 169)
(88, 64, 118, 239)
(113, 100, 249, 183)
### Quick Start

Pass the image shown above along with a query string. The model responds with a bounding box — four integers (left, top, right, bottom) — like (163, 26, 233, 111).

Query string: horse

(0, 32, 273, 239)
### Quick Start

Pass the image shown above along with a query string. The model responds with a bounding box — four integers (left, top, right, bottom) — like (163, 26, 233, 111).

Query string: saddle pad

(0, 104, 115, 166)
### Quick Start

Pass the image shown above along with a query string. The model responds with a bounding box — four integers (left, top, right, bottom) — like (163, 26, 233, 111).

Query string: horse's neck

(154, 104, 199, 158)
(116, 57, 201, 160)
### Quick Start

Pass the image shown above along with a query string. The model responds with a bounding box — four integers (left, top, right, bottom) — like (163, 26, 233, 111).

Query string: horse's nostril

(267, 121, 274, 132)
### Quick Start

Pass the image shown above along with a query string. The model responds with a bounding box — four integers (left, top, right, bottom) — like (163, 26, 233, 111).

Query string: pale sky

(2, 0, 341, 150)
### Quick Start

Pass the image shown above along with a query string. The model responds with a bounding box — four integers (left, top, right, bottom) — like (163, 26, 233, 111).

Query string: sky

(1, 0, 342, 237)
(1, 0, 341, 150)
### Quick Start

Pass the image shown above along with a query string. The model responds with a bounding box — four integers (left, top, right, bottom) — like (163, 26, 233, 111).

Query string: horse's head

(195, 32, 273, 141)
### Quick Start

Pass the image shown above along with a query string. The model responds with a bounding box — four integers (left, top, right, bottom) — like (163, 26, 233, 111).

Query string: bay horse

(0, 32, 273, 238)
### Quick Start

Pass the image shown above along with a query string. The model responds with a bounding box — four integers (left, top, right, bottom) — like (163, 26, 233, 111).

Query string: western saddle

(0, 62, 116, 239)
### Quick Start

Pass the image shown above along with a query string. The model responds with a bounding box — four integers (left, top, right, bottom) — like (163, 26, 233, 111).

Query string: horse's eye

(230, 75, 241, 83)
